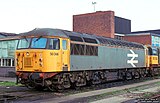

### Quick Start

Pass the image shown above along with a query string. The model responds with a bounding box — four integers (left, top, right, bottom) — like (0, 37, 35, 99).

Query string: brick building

(73, 11, 115, 38)
(124, 30, 160, 47)
(73, 10, 160, 47)
(73, 11, 131, 39)
(123, 33, 151, 45)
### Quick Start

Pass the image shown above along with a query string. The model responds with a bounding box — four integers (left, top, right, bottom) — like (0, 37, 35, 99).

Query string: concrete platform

(92, 96, 131, 103)
(0, 77, 16, 82)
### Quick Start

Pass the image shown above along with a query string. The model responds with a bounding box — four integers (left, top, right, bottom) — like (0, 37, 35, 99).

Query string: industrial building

(73, 11, 115, 38)
(73, 11, 160, 46)
(123, 30, 160, 47)
(73, 11, 130, 39)
(0, 33, 18, 77)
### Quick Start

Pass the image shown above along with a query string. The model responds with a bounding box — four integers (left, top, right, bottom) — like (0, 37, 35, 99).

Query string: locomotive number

(50, 52, 59, 56)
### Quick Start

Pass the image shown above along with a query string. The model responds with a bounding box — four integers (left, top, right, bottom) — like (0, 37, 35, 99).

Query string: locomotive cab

(147, 46, 158, 67)
(16, 36, 70, 82)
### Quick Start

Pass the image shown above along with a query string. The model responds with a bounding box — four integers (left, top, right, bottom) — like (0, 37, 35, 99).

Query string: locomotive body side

(70, 46, 145, 71)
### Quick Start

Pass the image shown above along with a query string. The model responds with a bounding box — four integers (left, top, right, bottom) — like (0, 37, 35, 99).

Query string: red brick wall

(73, 11, 115, 38)
(123, 35, 151, 45)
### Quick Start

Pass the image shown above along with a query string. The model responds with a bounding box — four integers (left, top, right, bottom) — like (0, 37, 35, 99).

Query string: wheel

(25, 82, 36, 89)
(48, 74, 71, 92)
(134, 71, 140, 79)
(35, 85, 45, 91)
(91, 72, 101, 85)
(125, 71, 132, 80)
(48, 85, 56, 92)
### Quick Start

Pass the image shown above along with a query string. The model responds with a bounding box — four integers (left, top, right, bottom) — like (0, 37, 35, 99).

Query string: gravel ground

(0, 77, 160, 103)
(32, 78, 160, 103)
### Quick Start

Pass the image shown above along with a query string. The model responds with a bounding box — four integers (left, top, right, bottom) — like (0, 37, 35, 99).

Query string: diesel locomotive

(15, 28, 160, 91)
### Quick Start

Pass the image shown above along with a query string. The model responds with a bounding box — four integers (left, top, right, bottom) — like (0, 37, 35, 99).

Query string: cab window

(48, 38, 60, 50)
(148, 47, 158, 55)
(31, 37, 47, 48)
(152, 48, 158, 55)
(62, 40, 67, 50)
(17, 38, 31, 49)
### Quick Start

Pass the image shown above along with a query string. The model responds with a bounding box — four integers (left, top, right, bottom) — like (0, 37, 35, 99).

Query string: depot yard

(0, 76, 159, 103)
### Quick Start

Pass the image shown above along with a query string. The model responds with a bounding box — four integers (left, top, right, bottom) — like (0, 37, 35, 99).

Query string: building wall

(123, 35, 151, 45)
(73, 11, 115, 38)
(115, 16, 131, 34)
(0, 67, 15, 77)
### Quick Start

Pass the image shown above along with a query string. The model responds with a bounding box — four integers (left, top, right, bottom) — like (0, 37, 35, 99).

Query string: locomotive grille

(24, 57, 32, 67)
(153, 57, 157, 60)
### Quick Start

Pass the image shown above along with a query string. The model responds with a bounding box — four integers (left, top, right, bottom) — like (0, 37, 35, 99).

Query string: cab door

(61, 38, 70, 71)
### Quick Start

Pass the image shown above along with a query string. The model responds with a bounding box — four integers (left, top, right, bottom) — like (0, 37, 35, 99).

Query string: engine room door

(62, 39, 70, 71)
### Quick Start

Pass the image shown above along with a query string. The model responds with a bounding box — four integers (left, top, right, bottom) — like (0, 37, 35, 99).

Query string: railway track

(150, 93, 160, 102)
(152, 94, 160, 99)
(0, 95, 17, 102)
(133, 94, 160, 103)
(0, 76, 159, 103)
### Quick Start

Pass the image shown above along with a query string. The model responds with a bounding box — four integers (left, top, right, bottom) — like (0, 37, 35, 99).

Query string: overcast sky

(0, 0, 160, 33)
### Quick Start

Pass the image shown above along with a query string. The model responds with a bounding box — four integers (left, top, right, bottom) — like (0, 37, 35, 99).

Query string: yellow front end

(16, 49, 67, 73)
(147, 55, 158, 67)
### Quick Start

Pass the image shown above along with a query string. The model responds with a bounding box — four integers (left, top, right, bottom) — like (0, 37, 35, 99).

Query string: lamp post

(92, 2, 97, 12)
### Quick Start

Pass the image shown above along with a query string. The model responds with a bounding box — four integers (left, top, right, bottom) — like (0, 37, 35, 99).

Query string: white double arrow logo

(127, 50, 138, 67)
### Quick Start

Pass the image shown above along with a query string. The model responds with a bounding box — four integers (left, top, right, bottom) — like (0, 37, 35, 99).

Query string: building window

(115, 35, 123, 40)
(0, 58, 15, 67)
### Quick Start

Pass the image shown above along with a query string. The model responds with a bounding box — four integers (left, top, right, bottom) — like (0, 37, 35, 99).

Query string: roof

(20, 28, 68, 38)
(20, 28, 144, 49)
(131, 29, 160, 34)
(0, 32, 17, 37)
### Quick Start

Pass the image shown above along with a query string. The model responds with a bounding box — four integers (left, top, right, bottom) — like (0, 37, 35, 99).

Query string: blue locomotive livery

(15, 28, 160, 91)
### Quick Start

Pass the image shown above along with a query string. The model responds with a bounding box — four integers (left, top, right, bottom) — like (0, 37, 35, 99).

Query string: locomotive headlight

(26, 52, 29, 56)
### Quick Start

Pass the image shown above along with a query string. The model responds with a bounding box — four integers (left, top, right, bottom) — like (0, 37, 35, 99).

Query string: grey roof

(0, 32, 17, 36)
(20, 28, 69, 38)
(20, 28, 144, 49)
(131, 29, 160, 34)
(20, 28, 98, 40)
